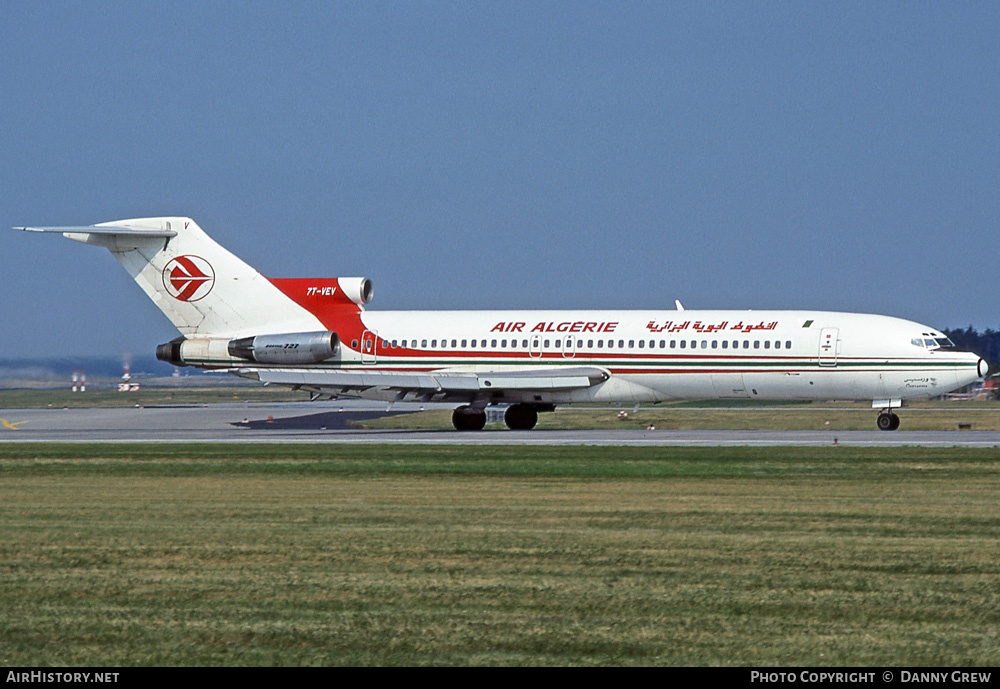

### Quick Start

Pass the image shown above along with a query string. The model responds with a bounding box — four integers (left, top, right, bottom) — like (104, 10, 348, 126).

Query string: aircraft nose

(978, 357, 990, 379)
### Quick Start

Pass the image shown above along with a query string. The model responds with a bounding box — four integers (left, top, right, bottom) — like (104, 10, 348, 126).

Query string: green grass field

(1, 444, 998, 666)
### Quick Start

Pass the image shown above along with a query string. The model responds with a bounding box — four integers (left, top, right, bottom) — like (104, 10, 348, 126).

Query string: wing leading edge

(234, 366, 611, 403)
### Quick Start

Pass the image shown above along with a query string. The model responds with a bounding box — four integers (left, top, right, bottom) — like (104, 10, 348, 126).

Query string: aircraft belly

(736, 370, 887, 402)
(711, 372, 750, 399)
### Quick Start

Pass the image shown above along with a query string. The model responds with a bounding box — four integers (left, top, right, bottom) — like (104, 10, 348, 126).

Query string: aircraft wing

(233, 366, 610, 402)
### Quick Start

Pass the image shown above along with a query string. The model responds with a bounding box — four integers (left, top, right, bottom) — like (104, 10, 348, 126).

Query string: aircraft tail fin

(15, 217, 329, 337)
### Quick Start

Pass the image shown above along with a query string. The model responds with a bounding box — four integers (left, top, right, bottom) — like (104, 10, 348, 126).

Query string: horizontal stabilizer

(13, 225, 177, 238)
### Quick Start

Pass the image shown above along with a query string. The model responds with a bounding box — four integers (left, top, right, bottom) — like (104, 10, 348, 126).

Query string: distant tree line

(943, 326, 1000, 368)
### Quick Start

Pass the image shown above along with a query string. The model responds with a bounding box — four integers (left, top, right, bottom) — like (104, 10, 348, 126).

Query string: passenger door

(818, 327, 839, 367)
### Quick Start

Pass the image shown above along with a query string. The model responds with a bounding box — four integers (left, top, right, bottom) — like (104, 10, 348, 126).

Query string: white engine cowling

(339, 277, 374, 306)
(227, 331, 340, 364)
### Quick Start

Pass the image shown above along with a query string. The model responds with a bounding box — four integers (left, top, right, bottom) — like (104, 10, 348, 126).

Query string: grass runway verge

(1, 444, 998, 666)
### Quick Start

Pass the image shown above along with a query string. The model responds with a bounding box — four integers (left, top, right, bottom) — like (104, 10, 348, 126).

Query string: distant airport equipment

(118, 364, 140, 392)
(16, 217, 987, 430)
(71, 371, 86, 393)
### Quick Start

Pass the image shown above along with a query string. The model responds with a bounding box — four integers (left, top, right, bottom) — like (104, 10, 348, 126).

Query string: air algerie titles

(490, 321, 619, 333)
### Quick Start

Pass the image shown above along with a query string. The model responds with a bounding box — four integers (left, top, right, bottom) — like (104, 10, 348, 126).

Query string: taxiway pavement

(1, 402, 998, 446)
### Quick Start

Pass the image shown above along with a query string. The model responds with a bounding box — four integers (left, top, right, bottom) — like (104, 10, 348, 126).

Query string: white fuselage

(333, 309, 984, 405)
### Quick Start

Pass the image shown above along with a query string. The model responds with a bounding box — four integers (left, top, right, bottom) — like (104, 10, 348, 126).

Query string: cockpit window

(911, 337, 956, 350)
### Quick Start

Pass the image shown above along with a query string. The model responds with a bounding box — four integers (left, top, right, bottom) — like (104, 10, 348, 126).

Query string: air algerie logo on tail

(163, 255, 215, 302)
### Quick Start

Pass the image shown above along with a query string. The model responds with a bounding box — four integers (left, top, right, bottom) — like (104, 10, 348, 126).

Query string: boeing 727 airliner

(16, 217, 987, 431)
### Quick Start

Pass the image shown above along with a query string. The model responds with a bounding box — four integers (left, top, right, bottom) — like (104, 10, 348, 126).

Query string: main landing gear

(452, 405, 487, 431)
(503, 404, 539, 430)
(451, 403, 543, 431)
(876, 410, 901, 431)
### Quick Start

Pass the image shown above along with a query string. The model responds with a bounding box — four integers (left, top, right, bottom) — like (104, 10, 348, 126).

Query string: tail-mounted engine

(156, 331, 340, 367)
(338, 278, 373, 306)
(228, 331, 340, 364)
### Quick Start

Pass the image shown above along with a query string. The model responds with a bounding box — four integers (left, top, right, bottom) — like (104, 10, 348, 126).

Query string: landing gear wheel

(504, 404, 539, 430)
(452, 405, 487, 431)
(876, 411, 900, 431)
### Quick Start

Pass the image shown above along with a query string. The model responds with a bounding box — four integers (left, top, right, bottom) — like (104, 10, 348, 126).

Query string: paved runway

(2, 402, 999, 446)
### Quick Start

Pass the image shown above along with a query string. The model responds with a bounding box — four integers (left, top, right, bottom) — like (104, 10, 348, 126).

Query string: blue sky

(2, 1, 998, 358)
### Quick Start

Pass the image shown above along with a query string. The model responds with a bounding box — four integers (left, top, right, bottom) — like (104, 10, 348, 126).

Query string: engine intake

(339, 277, 373, 306)
(227, 331, 340, 364)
